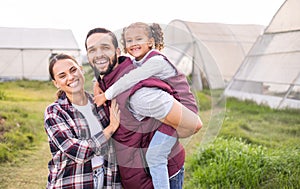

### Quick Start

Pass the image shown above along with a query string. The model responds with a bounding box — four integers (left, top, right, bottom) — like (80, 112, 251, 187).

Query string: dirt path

(0, 140, 50, 189)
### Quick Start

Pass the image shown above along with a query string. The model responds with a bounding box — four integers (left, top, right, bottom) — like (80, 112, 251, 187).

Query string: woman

(44, 53, 121, 189)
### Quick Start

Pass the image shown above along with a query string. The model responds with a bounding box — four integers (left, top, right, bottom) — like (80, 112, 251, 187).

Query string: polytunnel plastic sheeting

(234, 52, 300, 84)
(0, 50, 51, 80)
(163, 45, 194, 76)
(0, 49, 81, 81)
(193, 40, 225, 90)
(163, 22, 226, 90)
(0, 50, 23, 79)
(224, 0, 300, 109)
(233, 27, 300, 86)
(160, 22, 227, 150)
(249, 32, 300, 56)
(0, 27, 81, 81)
(266, 0, 300, 33)
(164, 19, 264, 83)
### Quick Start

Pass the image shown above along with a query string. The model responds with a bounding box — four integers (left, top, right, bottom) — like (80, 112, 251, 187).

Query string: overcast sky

(0, 0, 285, 52)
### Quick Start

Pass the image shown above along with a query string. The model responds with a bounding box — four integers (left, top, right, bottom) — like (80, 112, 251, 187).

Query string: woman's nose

(67, 73, 75, 80)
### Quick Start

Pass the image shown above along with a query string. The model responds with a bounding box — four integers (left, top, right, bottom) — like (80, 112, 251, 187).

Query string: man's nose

(95, 48, 104, 56)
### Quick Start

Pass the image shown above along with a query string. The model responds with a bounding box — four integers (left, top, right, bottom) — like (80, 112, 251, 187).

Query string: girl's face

(52, 58, 84, 97)
(124, 27, 154, 61)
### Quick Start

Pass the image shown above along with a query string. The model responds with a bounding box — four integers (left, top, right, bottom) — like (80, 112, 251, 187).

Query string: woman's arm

(44, 100, 120, 163)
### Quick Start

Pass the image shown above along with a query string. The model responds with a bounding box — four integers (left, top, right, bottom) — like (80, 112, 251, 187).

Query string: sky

(0, 0, 286, 53)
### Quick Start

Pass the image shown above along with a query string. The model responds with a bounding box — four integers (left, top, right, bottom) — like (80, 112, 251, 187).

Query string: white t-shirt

(73, 101, 104, 168)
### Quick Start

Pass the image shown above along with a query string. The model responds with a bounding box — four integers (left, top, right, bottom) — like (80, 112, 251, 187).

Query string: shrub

(184, 137, 300, 188)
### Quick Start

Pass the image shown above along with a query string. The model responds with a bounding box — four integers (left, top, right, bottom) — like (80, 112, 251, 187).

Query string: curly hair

(120, 22, 164, 53)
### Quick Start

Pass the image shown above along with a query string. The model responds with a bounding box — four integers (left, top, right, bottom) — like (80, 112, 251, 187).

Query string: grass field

(183, 98, 300, 188)
(0, 79, 299, 188)
(0, 80, 55, 188)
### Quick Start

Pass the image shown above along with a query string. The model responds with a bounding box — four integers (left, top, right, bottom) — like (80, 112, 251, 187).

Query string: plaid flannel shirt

(44, 92, 121, 189)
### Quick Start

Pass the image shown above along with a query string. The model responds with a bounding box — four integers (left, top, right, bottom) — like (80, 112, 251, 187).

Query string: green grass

(1, 80, 300, 188)
(184, 97, 300, 188)
(185, 137, 300, 189)
(82, 63, 94, 93)
(0, 80, 56, 162)
(221, 98, 300, 147)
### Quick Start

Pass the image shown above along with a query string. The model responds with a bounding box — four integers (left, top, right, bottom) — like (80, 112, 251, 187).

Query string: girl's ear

(148, 37, 155, 48)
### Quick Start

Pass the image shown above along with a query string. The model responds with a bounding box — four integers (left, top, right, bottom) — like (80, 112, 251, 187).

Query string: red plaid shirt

(44, 92, 121, 189)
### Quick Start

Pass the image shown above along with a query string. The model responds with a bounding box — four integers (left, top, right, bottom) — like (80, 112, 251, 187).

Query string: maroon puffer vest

(144, 50, 199, 114)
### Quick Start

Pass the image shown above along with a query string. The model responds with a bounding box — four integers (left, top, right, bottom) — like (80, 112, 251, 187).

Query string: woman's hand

(109, 99, 120, 132)
(103, 99, 120, 139)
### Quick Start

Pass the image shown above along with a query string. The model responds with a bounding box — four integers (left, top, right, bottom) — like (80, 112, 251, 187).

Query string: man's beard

(92, 53, 118, 79)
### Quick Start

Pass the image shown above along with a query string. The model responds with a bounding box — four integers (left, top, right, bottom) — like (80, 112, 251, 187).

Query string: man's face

(86, 33, 119, 76)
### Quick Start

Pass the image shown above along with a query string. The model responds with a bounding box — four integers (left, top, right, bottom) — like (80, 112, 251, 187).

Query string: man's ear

(116, 47, 121, 56)
(79, 65, 84, 74)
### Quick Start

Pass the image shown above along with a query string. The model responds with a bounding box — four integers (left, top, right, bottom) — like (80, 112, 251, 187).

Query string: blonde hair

(121, 22, 164, 53)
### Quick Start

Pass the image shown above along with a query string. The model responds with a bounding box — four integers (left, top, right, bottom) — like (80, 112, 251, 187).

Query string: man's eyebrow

(87, 45, 95, 50)
(87, 42, 110, 50)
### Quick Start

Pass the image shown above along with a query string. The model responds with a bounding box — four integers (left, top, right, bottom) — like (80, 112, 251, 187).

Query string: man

(85, 27, 201, 189)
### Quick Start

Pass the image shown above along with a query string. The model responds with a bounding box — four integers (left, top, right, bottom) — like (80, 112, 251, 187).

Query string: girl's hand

(93, 80, 103, 96)
(94, 93, 107, 107)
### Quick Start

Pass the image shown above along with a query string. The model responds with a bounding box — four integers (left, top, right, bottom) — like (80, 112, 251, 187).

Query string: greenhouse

(163, 19, 264, 90)
(224, 0, 300, 109)
(0, 27, 80, 81)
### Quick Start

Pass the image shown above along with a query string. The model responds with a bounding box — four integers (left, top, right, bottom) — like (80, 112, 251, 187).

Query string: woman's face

(52, 58, 85, 96)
